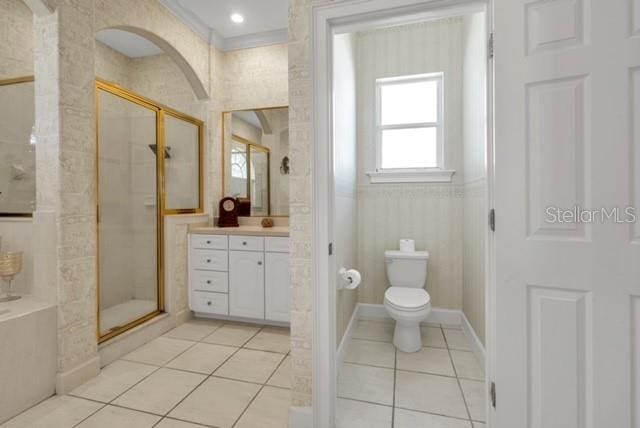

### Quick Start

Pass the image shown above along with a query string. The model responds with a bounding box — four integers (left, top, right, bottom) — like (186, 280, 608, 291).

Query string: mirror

(222, 107, 289, 217)
(0, 77, 35, 216)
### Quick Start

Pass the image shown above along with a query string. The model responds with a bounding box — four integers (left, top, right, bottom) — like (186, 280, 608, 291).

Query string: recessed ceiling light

(230, 13, 244, 24)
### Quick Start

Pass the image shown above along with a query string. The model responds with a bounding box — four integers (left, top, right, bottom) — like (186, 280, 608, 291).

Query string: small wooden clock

(217, 197, 239, 227)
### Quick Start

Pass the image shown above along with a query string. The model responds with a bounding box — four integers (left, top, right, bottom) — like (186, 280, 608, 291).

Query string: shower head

(148, 144, 171, 159)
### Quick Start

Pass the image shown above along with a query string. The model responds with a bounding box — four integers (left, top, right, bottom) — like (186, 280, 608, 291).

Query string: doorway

(312, 0, 492, 426)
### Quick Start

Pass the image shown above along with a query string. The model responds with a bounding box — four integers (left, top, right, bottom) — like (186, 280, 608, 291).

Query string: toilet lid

(384, 287, 430, 310)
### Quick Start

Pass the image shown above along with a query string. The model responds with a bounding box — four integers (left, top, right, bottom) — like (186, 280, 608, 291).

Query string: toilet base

(393, 320, 422, 353)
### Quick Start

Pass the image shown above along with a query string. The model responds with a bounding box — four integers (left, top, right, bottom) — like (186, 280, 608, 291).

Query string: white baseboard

(426, 307, 463, 326)
(289, 406, 313, 428)
(336, 304, 360, 373)
(461, 311, 485, 368)
(357, 303, 388, 318)
(356, 303, 462, 327)
(55, 355, 101, 394)
(339, 304, 485, 366)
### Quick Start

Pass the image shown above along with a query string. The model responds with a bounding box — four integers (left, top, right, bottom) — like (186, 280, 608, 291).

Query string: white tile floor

(338, 317, 486, 428)
(2, 319, 291, 428)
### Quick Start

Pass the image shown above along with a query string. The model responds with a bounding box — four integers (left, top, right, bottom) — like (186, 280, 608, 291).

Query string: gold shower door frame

(95, 79, 204, 343)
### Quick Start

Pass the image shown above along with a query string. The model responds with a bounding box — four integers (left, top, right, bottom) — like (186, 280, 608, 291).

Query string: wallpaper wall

(334, 33, 359, 345)
(355, 19, 465, 309)
(462, 13, 487, 344)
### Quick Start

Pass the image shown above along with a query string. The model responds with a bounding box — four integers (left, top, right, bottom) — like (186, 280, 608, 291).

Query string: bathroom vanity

(188, 226, 290, 323)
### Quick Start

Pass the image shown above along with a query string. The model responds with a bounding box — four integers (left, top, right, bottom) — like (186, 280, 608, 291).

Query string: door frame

(311, 0, 495, 426)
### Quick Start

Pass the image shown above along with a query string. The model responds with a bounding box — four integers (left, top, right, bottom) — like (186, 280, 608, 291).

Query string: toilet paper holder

(338, 267, 361, 290)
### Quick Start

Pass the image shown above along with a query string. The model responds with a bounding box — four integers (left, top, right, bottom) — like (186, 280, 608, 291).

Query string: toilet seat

(384, 287, 430, 312)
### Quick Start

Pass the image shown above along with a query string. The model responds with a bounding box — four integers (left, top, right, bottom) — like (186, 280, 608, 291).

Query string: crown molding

(159, 0, 211, 42)
(159, 0, 288, 52)
(223, 29, 288, 51)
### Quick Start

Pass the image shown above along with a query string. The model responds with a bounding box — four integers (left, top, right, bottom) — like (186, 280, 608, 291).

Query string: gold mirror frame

(221, 106, 289, 217)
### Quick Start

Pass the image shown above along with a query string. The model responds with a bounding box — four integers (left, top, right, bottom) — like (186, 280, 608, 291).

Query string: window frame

(374, 72, 447, 177)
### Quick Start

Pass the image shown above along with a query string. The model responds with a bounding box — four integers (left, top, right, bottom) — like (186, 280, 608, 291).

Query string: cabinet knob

(206, 280, 211, 284)
(206, 240, 211, 244)
(206, 259, 211, 263)
(242, 241, 247, 246)
(258, 261, 263, 266)
(207, 301, 212, 306)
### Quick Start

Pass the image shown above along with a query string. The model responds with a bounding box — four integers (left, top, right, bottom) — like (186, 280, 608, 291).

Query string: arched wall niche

(97, 25, 208, 101)
(95, 0, 210, 100)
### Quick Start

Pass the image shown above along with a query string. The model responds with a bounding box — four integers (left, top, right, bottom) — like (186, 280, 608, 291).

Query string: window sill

(366, 169, 456, 184)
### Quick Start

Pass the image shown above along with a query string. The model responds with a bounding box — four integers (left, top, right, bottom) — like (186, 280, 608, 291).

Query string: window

(369, 73, 454, 183)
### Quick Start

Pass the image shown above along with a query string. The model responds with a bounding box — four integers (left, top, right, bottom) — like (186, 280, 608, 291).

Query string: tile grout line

(70, 400, 108, 428)
(264, 350, 291, 387)
(442, 326, 474, 425)
(57, 321, 291, 427)
(229, 327, 290, 428)
(336, 396, 474, 424)
(158, 324, 267, 424)
(391, 347, 397, 428)
(73, 321, 258, 427)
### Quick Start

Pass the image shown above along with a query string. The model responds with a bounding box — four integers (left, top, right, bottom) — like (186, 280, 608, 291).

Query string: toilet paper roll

(339, 268, 361, 290)
(399, 239, 415, 253)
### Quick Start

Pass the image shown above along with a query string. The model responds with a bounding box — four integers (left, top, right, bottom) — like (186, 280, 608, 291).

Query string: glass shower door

(97, 86, 161, 340)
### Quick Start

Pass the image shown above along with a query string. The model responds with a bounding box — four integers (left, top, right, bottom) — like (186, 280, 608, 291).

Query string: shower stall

(96, 80, 203, 342)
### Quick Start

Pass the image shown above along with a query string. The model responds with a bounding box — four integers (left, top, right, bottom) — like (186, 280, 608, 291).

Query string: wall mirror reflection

(222, 107, 289, 217)
(0, 77, 35, 217)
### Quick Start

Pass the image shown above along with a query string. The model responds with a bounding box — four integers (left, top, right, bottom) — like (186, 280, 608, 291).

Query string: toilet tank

(384, 250, 429, 288)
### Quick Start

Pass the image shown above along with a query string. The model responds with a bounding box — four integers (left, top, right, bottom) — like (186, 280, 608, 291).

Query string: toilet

(383, 249, 430, 353)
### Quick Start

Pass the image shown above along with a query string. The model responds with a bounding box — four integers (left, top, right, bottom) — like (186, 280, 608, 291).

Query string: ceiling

(96, 30, 163, 58)
(160, 0, 289, 51)
(96, 0, 288, 58)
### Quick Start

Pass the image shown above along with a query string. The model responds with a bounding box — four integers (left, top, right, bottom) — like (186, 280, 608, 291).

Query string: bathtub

(0, 297, 57, 424)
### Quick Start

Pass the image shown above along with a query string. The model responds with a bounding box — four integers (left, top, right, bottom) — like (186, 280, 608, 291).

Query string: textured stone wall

(29, 0, 214, 392)
(33, 0, 99, 388)
(289, 0, 316, 408)
(209, 44, 289, 214)
(19, 0, 289, 396)
(94, 0, 210, 100)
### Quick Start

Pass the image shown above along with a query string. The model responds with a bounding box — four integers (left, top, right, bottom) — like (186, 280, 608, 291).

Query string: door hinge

(490, 381, 496, 408)
(489, 208, 495, 232)
(488, 32, 494, 59)
(328, 243, 333, 255)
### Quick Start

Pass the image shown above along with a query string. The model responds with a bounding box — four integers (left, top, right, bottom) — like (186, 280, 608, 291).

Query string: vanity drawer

(229, 235, 264, 252)
(191, 234, 228, 250)
(265, 237, 290, 253)
(191, 270, 228, 293)
(191, 249, 228, 271)
(191, 291, 228, 315)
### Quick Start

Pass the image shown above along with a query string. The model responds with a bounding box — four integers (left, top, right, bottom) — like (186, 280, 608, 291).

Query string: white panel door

(495, 1, 640, 427)
(265, 252, 291, 322)
(229, 250, 265, 319)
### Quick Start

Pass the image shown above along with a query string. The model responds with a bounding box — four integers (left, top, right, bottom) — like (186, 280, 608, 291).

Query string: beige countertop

(189, 225, 289, 237)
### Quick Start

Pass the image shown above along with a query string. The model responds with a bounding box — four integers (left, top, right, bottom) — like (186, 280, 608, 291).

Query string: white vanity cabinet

(229, 250, 264, 319)
(188, 232, 290, 324)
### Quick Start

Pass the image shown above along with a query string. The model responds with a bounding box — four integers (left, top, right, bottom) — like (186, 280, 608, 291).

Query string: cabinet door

(229, 250, 265, 319)
(265, 252, 290, 322)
